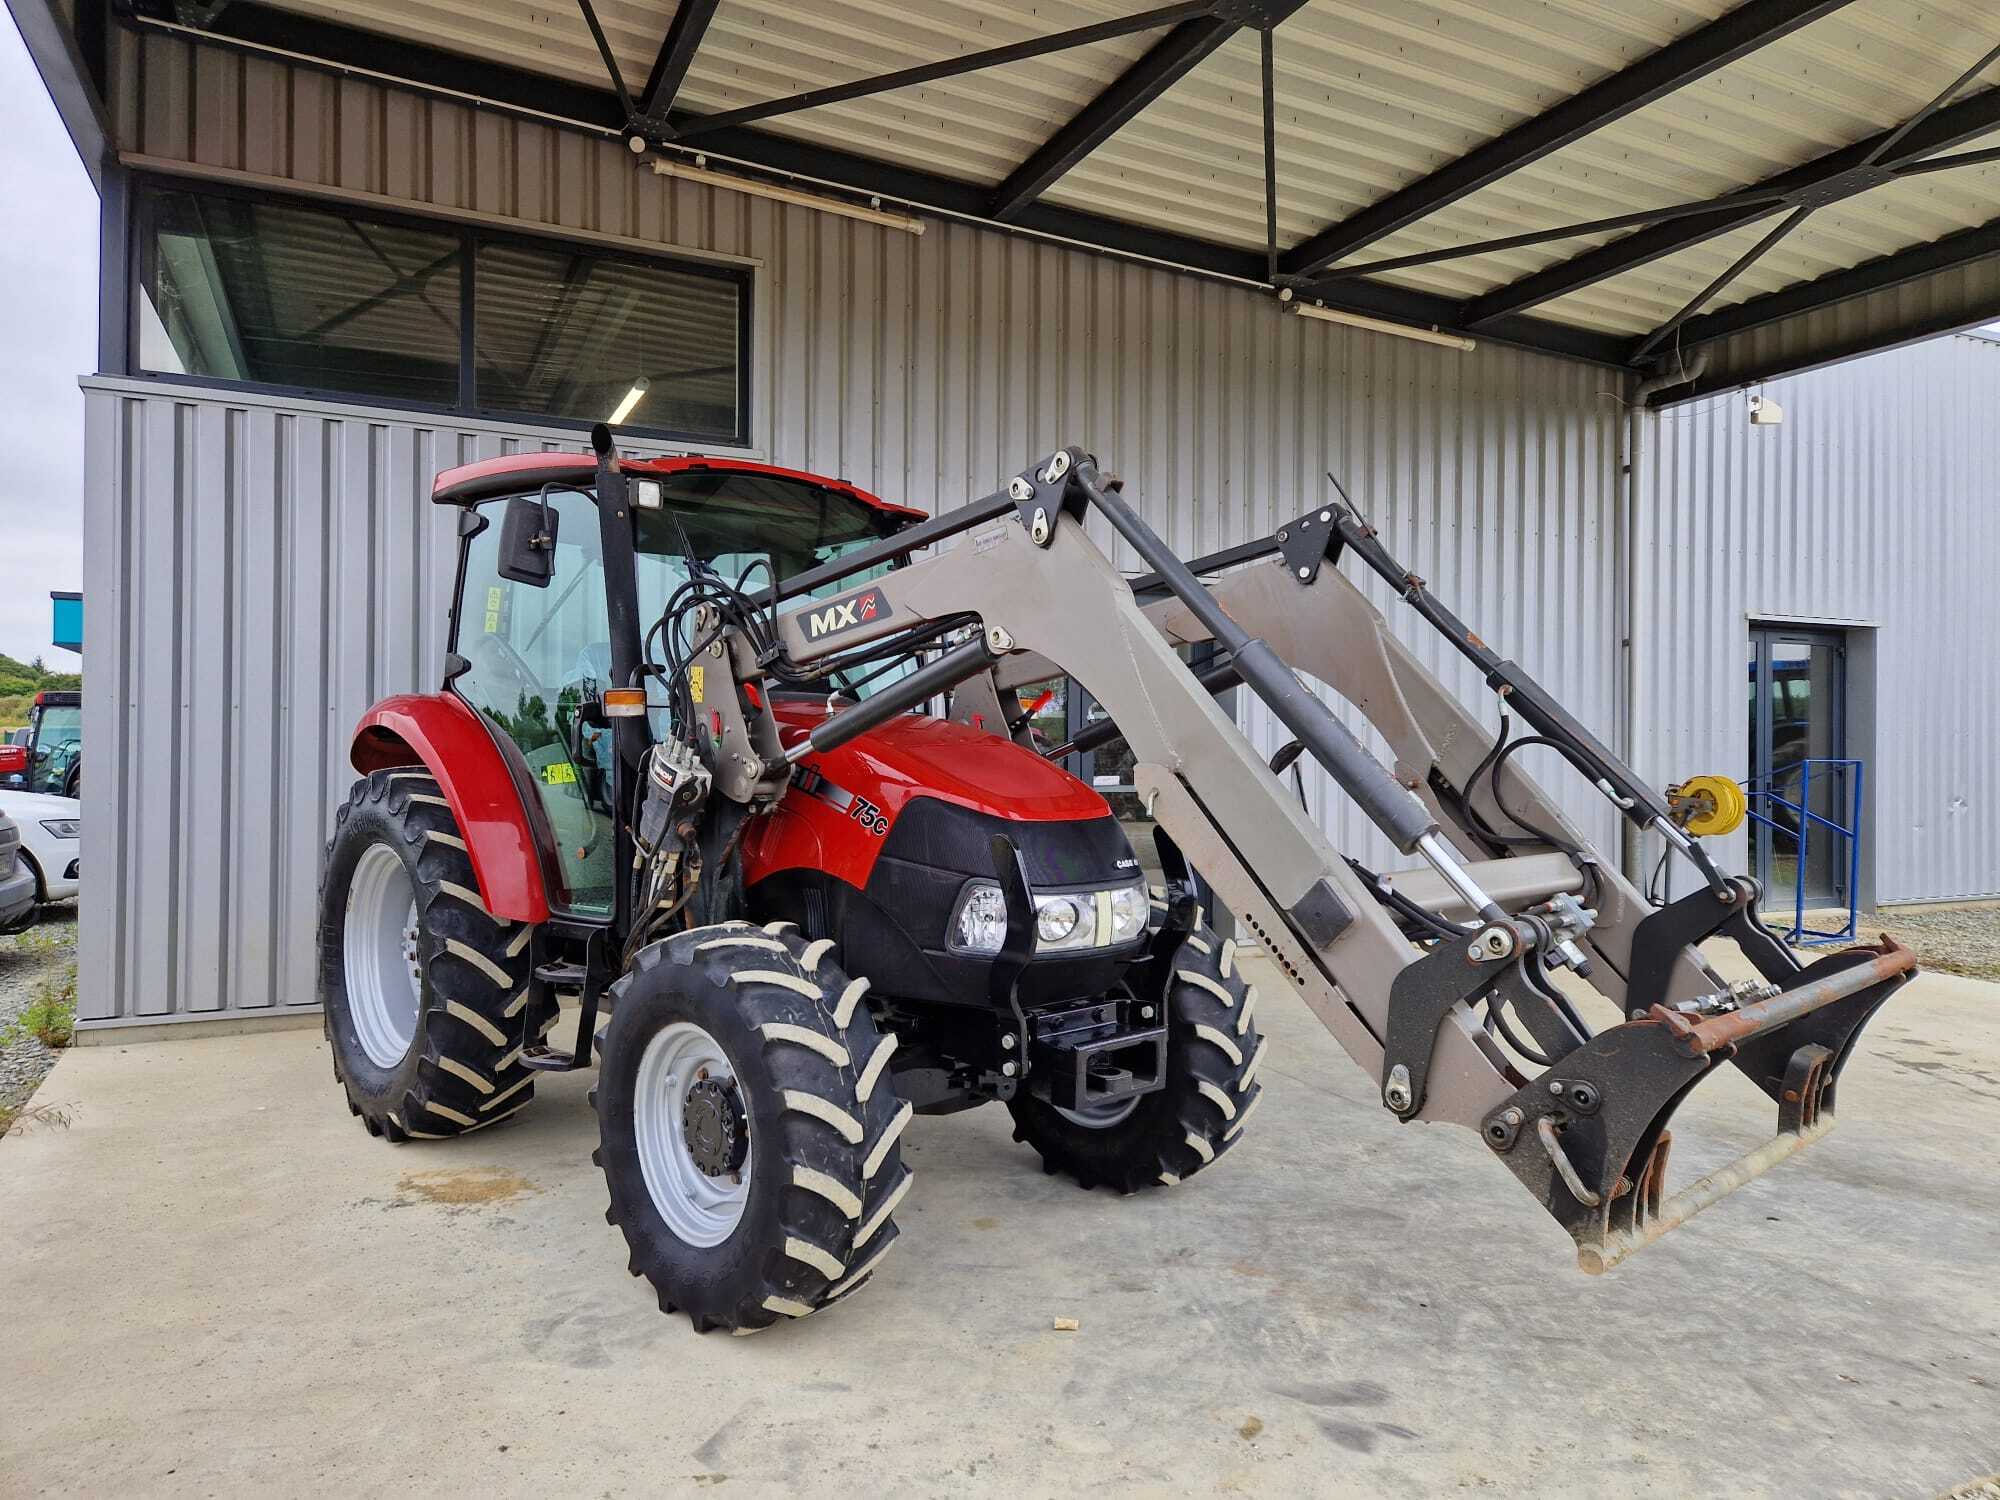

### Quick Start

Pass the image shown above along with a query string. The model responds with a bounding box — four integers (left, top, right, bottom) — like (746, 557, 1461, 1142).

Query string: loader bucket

(1480, 935, 1916, 1273)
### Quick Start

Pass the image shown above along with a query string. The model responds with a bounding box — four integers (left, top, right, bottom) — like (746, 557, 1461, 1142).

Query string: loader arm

(1124, 552, 1724, 1013)
(700, 448, 1912, 1273)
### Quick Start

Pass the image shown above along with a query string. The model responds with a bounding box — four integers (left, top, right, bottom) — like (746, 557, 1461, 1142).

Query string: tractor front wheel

(318, 769, 543, 1140)
(1007, 925, 1265, 1192)
(594, 924, 913, 1333)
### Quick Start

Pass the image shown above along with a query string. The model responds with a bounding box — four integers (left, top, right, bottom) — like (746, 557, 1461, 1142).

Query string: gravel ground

(0, 905, 76, 1125)
(1786, 900, 2000, 981)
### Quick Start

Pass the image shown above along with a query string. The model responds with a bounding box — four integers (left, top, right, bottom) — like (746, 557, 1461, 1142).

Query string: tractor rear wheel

(319, 769, 544, 1140)
(594, 923, 913, 1334)
(1007, 925, 1265, 1192)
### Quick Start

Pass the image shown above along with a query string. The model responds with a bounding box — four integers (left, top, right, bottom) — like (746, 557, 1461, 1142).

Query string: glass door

(455, 486, 622, 916)
(1747, 627, 1847, 905)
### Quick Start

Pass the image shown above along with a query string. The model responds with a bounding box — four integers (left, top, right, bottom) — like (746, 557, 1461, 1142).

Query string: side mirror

(497, 493, 560, 587)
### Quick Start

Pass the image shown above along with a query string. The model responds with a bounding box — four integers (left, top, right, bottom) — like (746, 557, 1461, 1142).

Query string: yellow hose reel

(1667, 774, 1747, 836)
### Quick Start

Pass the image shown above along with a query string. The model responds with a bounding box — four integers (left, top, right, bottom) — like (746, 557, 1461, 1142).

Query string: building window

(137, 189, 463, 406)
(131, 180, 750, 446)
(474, 241, 744, 441)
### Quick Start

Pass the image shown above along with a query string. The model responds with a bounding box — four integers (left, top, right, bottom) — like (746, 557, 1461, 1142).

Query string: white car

(0, 813, 35, 930)
(0, 789, 79, 905)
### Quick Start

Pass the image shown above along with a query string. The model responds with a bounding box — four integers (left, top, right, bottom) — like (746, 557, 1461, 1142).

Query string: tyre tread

(318, 769, 542, 1143)
(594, 923, 913, 1333)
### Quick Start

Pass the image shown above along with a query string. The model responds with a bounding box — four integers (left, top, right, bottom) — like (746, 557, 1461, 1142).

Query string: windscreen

(638, 471, 907, 699)
(635, 470, 894, 591)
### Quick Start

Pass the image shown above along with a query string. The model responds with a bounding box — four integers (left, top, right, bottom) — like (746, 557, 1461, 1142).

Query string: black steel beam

(637, 0, 719, 125)
(1652, 287, 2000, 406)
(143, 3, 1631, 368)
(1659, 214, 2000, 354)
(1278, 0, 1855, 280)
(669, 2, 1213, 142)
(1260, 23, 1278, 282)
(576, 0, 636, 119)
(1898, 143, 2000, 176)
(1630, 201, 1814, 361)
(989, 2, 1309, 222)
(1461, 81, 2000, 328)
(1299, 182, 1790, 287)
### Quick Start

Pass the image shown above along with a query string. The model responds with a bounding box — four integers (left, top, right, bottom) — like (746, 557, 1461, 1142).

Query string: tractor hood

(768, 700, 1110, 824)
(742, 699, 1122, 901)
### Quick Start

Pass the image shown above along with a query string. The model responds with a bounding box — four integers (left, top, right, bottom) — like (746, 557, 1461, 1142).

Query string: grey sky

(0, 11, 93, 668)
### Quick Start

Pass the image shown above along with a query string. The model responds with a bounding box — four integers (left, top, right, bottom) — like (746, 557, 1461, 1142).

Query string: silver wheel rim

(635, 1021, 751, 1247)
(344, 842, 423, 1070)
(1055, 1094, 1142, 1129)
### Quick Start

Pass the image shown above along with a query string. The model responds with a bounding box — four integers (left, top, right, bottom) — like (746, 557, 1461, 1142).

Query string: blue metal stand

(1745, 757, 1865, 946)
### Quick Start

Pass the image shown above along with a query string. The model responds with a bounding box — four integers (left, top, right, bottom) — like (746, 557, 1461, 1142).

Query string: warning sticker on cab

(688, 665, 705, 702)
(541, 761, 578, 785)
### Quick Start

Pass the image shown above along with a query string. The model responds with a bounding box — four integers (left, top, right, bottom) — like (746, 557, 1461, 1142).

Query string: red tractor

(322, 429, 1911, 1333)
(321, 438, 1259, 1332)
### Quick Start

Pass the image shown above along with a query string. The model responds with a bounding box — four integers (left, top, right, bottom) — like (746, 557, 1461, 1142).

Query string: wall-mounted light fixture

(1284, 294, 1476, 353)
(646, 154, 926, 236)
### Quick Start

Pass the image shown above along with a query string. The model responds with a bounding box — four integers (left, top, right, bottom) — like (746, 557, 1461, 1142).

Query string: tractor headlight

(1107, 882, 1150, 943)
(1035, 896, 1082, 945)
(948, 879, 1152, 955)
(950, 881, 1009, 954)
(40, 819, 80, 840)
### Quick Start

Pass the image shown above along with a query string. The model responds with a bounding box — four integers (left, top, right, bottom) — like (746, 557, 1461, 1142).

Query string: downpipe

(1620, 350, 1709, 883)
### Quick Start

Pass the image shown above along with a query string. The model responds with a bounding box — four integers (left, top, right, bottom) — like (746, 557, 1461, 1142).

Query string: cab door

(453, 486, 621, 915)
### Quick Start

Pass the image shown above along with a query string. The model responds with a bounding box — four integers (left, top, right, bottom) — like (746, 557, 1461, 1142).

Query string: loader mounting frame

(687, 445, 1913, 1272)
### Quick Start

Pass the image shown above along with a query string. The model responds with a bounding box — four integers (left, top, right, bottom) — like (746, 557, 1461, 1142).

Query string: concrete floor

(3, 952, 1997, 1498)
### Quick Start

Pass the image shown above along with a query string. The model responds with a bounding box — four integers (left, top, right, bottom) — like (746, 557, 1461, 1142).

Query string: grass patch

(5, 924, 66, 958)
(0, 1098, 74, 1138)
(2, 962, 77, 1049)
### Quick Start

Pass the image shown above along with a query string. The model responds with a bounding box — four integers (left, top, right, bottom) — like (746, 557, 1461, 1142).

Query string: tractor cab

(431, 450, 926, 915)
(21, 691, 81, 798)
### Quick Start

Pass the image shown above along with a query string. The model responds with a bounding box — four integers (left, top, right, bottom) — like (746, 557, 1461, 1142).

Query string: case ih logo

(805, 586, 890, 641)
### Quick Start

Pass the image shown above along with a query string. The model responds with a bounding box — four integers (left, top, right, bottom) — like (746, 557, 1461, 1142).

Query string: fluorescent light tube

(609, 378, 649, 425)
(1290, 301, 1476, 352)
(647, 156, 925, 235)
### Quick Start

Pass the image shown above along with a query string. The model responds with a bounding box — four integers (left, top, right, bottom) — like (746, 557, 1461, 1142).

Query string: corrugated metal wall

(80, 32, 1625, 1024)
(75, 392, 694, 1024)
(1635, 332, 2000, 904)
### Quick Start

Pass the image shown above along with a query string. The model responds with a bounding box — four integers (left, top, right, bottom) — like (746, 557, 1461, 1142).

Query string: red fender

(350, 693, 553, 923)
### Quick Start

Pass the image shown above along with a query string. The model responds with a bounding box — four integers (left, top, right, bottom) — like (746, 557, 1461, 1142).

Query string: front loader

(318, 432, 1911, 1333)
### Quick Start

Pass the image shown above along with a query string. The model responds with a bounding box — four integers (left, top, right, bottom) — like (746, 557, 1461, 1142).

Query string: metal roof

(19, 0, 2000, 398)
